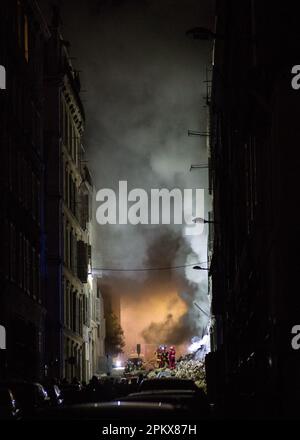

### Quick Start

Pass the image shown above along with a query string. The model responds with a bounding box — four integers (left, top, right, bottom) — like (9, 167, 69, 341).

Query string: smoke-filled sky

(43, 0, 215, 355)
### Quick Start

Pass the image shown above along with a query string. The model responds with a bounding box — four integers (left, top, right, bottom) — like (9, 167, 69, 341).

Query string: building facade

(0, 1, 104, 383)
(0, 0, 50, 381)
(44, 8, 104, 382)
(206, 0, 300, 418)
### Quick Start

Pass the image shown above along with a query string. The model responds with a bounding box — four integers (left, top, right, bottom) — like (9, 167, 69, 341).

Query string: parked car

(0, 386, 21, 420)
(60, 383, 83, 405)
(139, 378, 197, 392)
(118, 389, 210, 419)
(45, 384, 63, 407)
(1, 382, 50, 417)
(30, 401, 190, 420)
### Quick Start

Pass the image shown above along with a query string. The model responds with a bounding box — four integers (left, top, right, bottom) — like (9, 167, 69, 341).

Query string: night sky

(43, 0, 215, 354)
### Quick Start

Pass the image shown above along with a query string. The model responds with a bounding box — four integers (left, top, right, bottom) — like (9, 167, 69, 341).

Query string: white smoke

(188, 333, 210, 361)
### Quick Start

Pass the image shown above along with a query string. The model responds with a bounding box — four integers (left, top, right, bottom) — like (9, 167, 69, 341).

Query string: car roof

(139, 378, 196, 390)
(125, 389, 196, 397)
(31, 401, 190, 420)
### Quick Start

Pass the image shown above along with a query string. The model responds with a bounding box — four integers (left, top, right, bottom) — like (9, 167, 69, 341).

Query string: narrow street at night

(1, 0, 300, 430)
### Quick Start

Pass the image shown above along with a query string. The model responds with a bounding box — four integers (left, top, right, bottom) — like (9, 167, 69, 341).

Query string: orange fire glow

(121, 287, 188, 360)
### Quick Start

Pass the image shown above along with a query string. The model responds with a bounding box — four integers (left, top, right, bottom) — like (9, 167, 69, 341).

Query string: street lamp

(188, 130, 210, 137)
(189, 164, 208, 171)
(192, 217, 217, 224)
(185, 27, 223, 41)
(193, 265, 209, 271)
(186, 26, 255, 43)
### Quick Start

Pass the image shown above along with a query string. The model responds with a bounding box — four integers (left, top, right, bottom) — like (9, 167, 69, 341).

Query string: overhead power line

(91, 261, 208, 273)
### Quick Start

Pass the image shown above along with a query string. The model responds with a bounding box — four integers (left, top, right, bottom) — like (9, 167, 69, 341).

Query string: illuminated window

(16, 1, 29, 62)
(24, 14, 29, 62)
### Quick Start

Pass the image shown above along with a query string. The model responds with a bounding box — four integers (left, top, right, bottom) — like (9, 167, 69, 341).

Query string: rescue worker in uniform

(168, 346, 176, 369)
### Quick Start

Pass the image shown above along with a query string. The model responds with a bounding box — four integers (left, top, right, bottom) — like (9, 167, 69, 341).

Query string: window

(24, 15, 29, 62)
(64, 167, 69, 204)
(72, 292, 77, 333)
(79, 296, 83, 336)
(22, 236, 26, 289)
(64, 222, 68, 265)
(60, 98, 64, 140)
(17, 1, 22, 48)
(245, 136, 257, 233)
(37, 254, 41, 302)
(83, 296, 87, 326)
(10, 224, 17, 282)
(75, 134, 78, 165)
(73, 234, 77, 276)
(69, 229, 73, 270)
(11, 142, 17, 193)
(31, 173, 37, 221)
(36, 179, 41, 224)
(3, 221, 10, 280)
(65, 283, 70, 328)
(16, 2, 29, 62)
(64, 101, 69, 147)
(68, 174, 73, 211)
(70, 290, 74, 331)
(69, 117, 73, 156)
(31, 247, 36, 297)
(18, 232, 23, 288)
(25, 239, 30, 293)
(28, 244, 32, 294)
(8, 137, 13, 191)
(71, 123, 74, 160)
(63, 280, 67, 326)
(17, 151, 22, 202)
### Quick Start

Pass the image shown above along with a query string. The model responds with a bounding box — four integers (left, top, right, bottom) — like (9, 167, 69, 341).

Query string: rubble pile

(175, 359, 206, 392)
(146, 357, 207, 392)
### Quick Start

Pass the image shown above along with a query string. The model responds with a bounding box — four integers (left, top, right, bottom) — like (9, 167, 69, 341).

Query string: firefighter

(155, 346, 162, 368)
(161, 345, 169, 368)
(168, 346, 176, 369)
